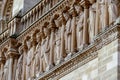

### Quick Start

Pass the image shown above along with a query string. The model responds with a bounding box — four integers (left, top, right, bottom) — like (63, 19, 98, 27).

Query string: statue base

(114, 17, 120, 25)
(56, 58, 64, 65)
(65, 52, 73, 61)
(78, 44, 88, 51)
(36, 72, 43, 77)
(46, 64, 54, 71)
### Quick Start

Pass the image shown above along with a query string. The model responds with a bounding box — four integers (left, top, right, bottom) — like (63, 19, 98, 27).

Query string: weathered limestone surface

(60, 39, 118, 80)
(0, 0, 120, 80)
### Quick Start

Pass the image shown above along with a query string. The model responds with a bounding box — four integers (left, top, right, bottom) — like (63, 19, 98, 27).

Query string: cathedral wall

(12, 0, 23, 16)
(0, 0, 120, 80)
(59, 39, 118, 80)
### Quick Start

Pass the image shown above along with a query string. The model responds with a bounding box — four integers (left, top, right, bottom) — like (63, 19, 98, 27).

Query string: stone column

(33, 9, 36, 22)
(0, 19, 4, 33)
(10, 22, 13, 35)
(0, 55, 5, 80)
(22, 44, 27, 80)
(36, 7, 39, 20)
(8, 58, 13, 80)
(11, 18, 20, 35)
(13, 56, 19, 80)
(26, 15, 29, 27)
(71, 6, 77, 53)
(13, 18, 16, 34)
(81, 0, 90, 47)
(7, 38, 19, 80)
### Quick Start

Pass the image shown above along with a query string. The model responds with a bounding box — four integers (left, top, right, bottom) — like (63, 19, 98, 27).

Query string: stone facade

(60, 39, 118, 80)
(0, 0, 120, 80)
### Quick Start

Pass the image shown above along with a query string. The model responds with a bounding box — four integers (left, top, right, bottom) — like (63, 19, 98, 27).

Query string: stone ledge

(37, 25, 120, 80)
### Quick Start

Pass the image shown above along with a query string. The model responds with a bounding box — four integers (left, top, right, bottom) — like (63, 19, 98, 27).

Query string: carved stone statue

(54, 28, 61, 64)
(75, 4, 84, 50)
(43, 27, 51, 71)
(71, 5, 78, 53)
(63, 7, 72, 54)
(34, 31, 42, 77)
(108, 0, 119, 25)
(41, 31, 47, 72)
(26, 36, 34, 79)
(30, 32, 39, 78)
(89, 0, 96, 43)
(15, 54, 23, 80)
(99, 0, 106, 30)
(30, 33, 38, 78)
(100, 0, 109, 30)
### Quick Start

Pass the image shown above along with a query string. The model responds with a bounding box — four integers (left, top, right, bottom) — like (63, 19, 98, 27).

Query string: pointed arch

(1, 0, 14, 21)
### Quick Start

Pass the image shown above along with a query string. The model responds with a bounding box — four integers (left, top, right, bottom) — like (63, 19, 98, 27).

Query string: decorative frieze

(0, 0, 120, 80)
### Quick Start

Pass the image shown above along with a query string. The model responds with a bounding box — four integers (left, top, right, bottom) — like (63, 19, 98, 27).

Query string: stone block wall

(59, 39, 119, 80)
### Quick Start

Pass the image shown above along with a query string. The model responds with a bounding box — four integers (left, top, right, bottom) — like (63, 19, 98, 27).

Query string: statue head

(74, 4, 83, 14)
(43, 22, 50, 37)
(89, 0, 96, 4)
(43, 27, 51, 37)
(36, 32, 42, 44)
(26, 36, 31, 50)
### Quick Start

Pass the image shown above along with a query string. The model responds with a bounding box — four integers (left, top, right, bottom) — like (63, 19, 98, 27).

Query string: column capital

(80, 0, 90, 9)
(7, 38, 21, 59)
(7, 51, 20, 59)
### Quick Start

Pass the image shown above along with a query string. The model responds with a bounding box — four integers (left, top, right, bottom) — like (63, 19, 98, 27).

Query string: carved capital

(7, 51, 20, 59)
(7, 38, 21, 58)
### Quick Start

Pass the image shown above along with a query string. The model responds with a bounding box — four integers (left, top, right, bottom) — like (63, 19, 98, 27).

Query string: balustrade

(21, 0, 63, 32)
